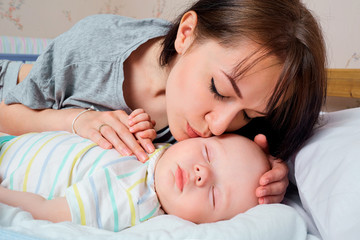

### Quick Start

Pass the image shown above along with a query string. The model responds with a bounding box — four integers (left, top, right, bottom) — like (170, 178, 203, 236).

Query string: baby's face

(154, 134, 269, 224)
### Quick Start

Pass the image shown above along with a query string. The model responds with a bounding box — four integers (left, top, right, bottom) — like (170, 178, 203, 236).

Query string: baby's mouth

(175, 165, 187, 191)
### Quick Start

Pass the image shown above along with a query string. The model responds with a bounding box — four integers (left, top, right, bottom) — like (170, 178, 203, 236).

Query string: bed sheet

(0, 200, 316, 240)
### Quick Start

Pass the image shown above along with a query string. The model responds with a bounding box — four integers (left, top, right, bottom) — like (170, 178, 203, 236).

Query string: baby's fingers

(128, 111, 155, 127)
(136, 129, 157, 141)
(128, 108, 145, 120)
(129, 120, 155, 134)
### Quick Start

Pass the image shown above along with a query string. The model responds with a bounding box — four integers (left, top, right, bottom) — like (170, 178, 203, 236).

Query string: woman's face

(165, 38, 283, 141)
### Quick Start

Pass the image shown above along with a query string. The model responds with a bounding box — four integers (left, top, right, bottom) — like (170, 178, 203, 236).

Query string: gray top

(4, 14, 170, 114)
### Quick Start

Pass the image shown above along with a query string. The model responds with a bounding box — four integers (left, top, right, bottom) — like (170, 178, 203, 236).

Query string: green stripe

(88, 149, 107, 176)
(48, 143, 77, 200)
(117, 161, 149, 179)
(105, 168, 119, 232)
(140, 202, 160, 222)
(9, 133, 52, 190)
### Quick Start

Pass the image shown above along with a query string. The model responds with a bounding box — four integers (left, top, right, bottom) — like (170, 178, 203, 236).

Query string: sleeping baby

(0, 132, 269, 232)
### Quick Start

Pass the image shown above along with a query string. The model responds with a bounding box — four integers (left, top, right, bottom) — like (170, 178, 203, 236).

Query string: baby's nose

(194, 164, 211, 187)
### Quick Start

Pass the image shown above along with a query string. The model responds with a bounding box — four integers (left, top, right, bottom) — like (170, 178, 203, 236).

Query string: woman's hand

(73, 108, 156, 162)
(254, 134, 289, 204)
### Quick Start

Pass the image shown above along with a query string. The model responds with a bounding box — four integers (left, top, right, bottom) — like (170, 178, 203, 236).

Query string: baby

(0, 131, 269, 231)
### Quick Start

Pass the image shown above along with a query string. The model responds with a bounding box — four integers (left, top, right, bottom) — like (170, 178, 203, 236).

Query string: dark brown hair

(160, 0, 327, 160)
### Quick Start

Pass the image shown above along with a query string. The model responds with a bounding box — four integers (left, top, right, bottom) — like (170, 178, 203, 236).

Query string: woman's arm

(17, 64, 32, 84)
(0, 185, 71, 222)
(0, 101, 82, 134)
(0, 102, 156, 162)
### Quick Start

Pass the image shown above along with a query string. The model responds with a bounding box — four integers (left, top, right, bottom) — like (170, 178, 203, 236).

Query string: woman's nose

(194, 164, 211, 187)
(206, 108, 241, 136)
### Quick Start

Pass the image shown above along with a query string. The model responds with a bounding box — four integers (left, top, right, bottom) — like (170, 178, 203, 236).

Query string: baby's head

(154, 133, 270, 224)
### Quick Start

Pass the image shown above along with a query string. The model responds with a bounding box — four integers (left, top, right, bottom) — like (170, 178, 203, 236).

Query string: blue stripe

(35, 135, 76, 194)
(48, 140, 86, 200)
(3, 134, 38, 179)
(9, 132, 54, 190)
(117, 161, 149, 180)
(137, 170, 153, 205)
(88, 149, 108, 176)
(89, 176, 103, 229)
(102, 156, 135, 169)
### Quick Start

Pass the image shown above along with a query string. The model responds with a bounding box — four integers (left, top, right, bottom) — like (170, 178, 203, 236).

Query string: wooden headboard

(327, 69, 360, 98)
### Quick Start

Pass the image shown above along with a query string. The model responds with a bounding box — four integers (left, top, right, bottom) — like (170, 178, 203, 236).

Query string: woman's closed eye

(209, 78, 227, 101)
(243, 111, 251, 121)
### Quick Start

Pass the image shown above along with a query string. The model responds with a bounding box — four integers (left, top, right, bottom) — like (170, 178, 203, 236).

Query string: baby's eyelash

(212, 186, 216, 208)
(205, 145, 210, 163)
(209, 78, 226, 101)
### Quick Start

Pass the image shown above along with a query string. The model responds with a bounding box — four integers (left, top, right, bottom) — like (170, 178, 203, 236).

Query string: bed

(1, 36, 360, 240)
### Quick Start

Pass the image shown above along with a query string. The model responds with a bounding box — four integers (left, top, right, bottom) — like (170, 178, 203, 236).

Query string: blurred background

(1, 0, 359, 110)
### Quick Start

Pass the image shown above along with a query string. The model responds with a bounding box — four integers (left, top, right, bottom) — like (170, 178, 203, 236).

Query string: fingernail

(122, 148, 132, 156)
(260, 189, 267, 197)
(104, 143, 112, 149)
(146, 144, 155, 153)
(139, 152, 148, 162)
(261, 178, 269, 185)
(259, 198, 265, 204)
(129, 127, 134, 132)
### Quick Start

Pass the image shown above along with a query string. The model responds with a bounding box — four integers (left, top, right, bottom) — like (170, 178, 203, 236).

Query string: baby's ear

(174, 11, 197, 54)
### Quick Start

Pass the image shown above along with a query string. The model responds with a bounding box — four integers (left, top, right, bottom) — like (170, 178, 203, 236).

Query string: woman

(0, 0, 326, 204)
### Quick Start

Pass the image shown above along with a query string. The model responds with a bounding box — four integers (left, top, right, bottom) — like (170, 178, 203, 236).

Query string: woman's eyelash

(209, 78, 226, 100)
(243, 111, 251, 121)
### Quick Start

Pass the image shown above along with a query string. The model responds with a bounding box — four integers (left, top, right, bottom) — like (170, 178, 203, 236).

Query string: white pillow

(289, 107, 360, 240)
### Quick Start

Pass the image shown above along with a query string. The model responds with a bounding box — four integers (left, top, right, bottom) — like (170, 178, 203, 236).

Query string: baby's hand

(128, 109, 157, 157)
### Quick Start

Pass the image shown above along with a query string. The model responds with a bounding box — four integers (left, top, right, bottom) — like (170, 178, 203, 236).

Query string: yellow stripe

(0, 134, 28, 166)
(126, 177, 146, 226)
(67, 143, 97, 187)
(148, 144, 171, 159)
(23, 133, 67, 191)
(73, 184, 86, 225)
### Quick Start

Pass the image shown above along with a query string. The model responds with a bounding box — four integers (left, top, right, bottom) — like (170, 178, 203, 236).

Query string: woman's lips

(187, 123, 200, 138)
(175, 165, 188, 192)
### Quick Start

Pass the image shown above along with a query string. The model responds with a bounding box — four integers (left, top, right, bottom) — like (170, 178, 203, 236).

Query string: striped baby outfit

(0, 131, 169, 231)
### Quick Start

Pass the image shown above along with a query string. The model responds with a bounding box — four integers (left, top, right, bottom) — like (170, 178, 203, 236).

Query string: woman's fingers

(136, 135, 156, 161)
(259, 159, 288, 185)
(254, 134, 269, 154)
(256, 158, 289, 204)
(258, 195, 285, 205)
(100, 121, 149, 162)
(88, 128, 113, 149)
(74, 109, 156, 162)
(256, 177, 289, 198)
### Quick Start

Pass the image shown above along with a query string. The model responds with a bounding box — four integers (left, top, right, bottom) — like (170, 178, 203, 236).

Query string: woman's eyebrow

(221, 70, 242, 98)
